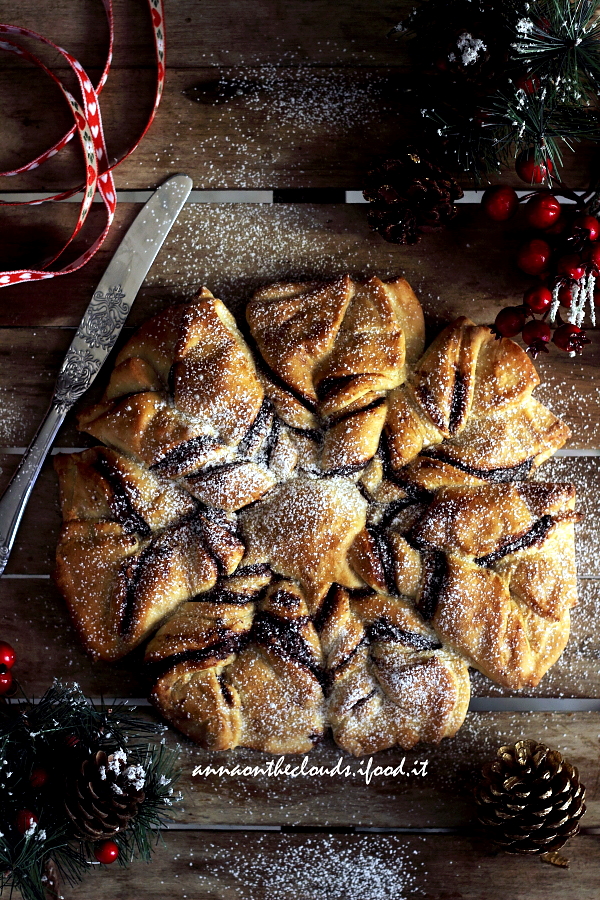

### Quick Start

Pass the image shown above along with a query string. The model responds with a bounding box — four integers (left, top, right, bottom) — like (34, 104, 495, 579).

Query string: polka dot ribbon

(0, 0, 166, 288)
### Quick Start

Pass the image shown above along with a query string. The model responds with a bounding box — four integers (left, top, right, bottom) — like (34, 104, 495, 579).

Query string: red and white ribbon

(0, 0, 166, 288)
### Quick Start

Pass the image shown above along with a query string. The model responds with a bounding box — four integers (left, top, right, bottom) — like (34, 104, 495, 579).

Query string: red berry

(524, 285, 552, 313)
(522, 319, 551, 345)
(29, 767, 48, 789)
(0, 642, 15, 669)
(517, 238, 551, 275)
(558, 285, 573, 308)
(491, 306, 528, 338)
(544, 216, 566, 236)
(556, 254, 585, 280)
(573, 215, 600, 241)
(525, 193, 561, 229)
(15, 810, 38, 835)
(552, 323, 591, 354)
(94, 840, 119, 864)
(522, 319, 552, 357)
(0, 669, 13, 695)
(482, 186, 519, 222)
(515, 150, 554, 184)
(515, 73, 541, 94)
(588, 244, 600, 270)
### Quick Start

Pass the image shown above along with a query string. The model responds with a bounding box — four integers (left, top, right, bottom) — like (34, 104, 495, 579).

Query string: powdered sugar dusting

(196, 834, 420, 899)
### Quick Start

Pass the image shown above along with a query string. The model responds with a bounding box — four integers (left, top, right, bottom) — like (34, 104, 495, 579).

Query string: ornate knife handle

(0, 403, 65, 576)
(0, 284, 129, 576)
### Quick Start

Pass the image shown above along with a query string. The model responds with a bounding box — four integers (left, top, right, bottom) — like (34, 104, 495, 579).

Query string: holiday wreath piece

(363, 1, 600, 357)
(52, 275, 580, 756)
(0, 676, 179, 900)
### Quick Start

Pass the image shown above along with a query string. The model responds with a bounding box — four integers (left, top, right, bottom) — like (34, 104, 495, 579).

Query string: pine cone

(366, 202, 419, 245)
(364, 148, 463, 244)
(64, 749, 146, 841)
(476, 739, 586, 854)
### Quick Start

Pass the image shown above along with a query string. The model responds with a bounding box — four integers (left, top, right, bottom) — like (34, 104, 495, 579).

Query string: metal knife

(0, 173, 193, 576)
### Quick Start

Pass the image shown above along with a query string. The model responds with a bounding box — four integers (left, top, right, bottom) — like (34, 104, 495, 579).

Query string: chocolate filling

(195, 504, 238, 533)
(252, 611, 325, 685)
(417, 551, 447, 621)
(327, 396, 387, 427)
(420, 451, 534, 483)
(366, 617, 442, 650)
(217, 674, 235, 706)
(475, 514, 554, 567)
(378, 496, 424, 530)
(349, 689, 378, 712)
(234, 563, 273, 578)
(150, 634, 247, 677)
(316, 374, 356, 402)
(236, 398, 275, 458)
(119, 541, 171, 636)
(367, 526, 398, 595)
(322, 463, 367, 478)
(312, 584, 342, 634)
(150, 435, 219, 476)
(189, 588, 256, 606)
(448, 371, 468, 435)
(94, 455, 151, 537)
(414, 383, 446, 432)
(263, 415, 281, 466)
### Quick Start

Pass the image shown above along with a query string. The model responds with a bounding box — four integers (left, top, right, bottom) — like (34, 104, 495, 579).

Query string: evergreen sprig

(396, 0, 600, 181)
(0, 682, 180, 900)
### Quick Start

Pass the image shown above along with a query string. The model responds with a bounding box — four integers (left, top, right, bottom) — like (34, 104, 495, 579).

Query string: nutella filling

(237, 398, 275, 458)
(475, 514, 554, 567)
(94, 454, 151, 537)
(366, 617, 442, 650)
(417, 550, 447, 621)
(367, 526, 398, 595)
(150, 435, 220, 476)
(420, 451, 534, 483)
(448, 371, 468, 435)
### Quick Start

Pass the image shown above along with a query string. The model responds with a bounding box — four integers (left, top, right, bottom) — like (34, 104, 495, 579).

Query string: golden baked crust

(54, 276, 576, 754)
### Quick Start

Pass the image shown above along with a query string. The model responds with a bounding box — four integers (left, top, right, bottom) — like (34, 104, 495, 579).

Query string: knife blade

(0, 173, 193, 574)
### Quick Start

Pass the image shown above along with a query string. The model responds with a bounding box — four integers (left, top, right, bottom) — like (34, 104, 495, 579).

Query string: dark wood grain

(0, 201, 594, 334)
(1, 571, 599, 706)
(2, 451, 599, 580)
(64, 830, 600, 899)
(0, 65, 595, 191)
(0, 1, 413, 68)
(0, 328, 598, 450)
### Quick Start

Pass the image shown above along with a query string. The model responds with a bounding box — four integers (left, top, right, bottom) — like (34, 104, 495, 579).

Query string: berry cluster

(0, 642, 122, 866)
(482, 177, 596, 358)
(0, 640, 15, 695)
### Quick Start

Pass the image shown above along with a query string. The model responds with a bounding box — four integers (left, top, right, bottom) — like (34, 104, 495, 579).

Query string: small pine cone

(64, 749, 146, 841)
(476, 739, 586, 855)
(364, 147, 463, 244)
(366, 202, 419, 245)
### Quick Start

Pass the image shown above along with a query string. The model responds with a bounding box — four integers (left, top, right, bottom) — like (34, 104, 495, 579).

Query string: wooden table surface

(0, 2, 599, 898)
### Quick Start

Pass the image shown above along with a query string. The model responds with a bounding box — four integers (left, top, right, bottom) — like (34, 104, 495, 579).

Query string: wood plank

(0, 203, 599, 442)
(170, 711, 600, 827)
(0, 577, 147, 696)
(0, 66, 414, 190)
(65, 830, 600, 899)
(0, 66, 594, 191)
(0, 0, 414, 68)
(3, 451, 598, 580)
(3, 576, 599, 701)
(0, 201, 592, 330)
